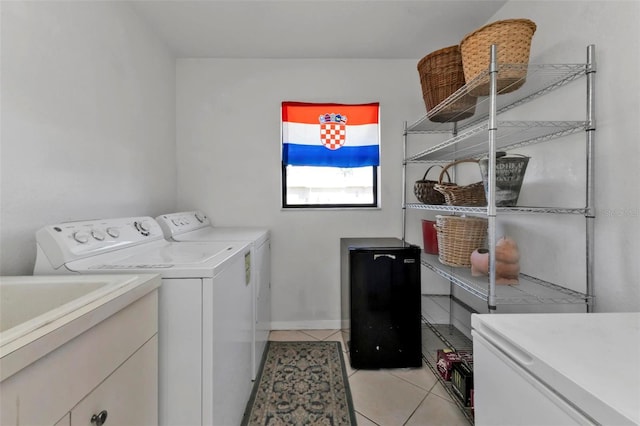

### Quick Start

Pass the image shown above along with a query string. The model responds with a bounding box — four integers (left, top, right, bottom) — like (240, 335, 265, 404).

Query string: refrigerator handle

(374, 254, 396, 260)
(473, 325, 534, 366)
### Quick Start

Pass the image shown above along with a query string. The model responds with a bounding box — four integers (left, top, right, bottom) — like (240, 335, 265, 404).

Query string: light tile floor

(269, 329, 471, 426)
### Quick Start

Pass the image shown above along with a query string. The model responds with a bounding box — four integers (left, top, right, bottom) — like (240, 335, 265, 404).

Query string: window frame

(281, 163, 379, 209)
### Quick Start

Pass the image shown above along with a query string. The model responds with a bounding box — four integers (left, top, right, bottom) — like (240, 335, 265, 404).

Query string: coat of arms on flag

(319, 113, 347, 150)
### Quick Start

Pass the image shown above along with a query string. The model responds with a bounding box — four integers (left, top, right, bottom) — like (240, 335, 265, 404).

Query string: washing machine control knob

(73, 231, 90, 244)
(106, 227, 120, 238)
(91, 230, 106, 241)
(134, 220, 151, 236)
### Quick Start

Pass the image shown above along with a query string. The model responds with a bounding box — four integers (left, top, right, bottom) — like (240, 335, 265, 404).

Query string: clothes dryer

(34, 216, 252, 426)
(155, 211, 270, 380)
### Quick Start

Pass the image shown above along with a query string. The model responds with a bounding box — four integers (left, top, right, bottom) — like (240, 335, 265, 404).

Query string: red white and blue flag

(282, 102, 380, 167)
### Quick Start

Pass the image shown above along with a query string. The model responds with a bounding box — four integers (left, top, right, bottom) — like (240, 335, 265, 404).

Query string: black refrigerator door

(349, 247, 422, 369)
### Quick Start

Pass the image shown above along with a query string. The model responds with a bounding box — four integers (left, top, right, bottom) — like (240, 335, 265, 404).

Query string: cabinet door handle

(90, 410, 108, 425)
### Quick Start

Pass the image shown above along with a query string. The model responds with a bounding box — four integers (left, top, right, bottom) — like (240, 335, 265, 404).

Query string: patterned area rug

(241, 341, 357, 426)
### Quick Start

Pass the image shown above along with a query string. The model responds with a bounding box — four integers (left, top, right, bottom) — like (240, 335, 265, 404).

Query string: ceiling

(129, 0, 507, 59)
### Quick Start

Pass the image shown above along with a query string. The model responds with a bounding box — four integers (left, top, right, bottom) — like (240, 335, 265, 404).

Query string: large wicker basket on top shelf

(417, 45, 477, 122)
(460, 18, 537, 96)
(435, 215, 488, 267)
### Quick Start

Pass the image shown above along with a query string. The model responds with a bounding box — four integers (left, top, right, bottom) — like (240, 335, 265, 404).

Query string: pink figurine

(470, 236, 520, 285)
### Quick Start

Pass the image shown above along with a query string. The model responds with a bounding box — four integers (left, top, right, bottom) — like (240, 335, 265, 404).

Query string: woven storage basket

(434, 159, 487, 206)
(478, 153, 530, 206)
(460, 19, 537, 96)
(435, 215, 488, 267)
(414, 165, 451, 205)
(417, 45, 477, 122)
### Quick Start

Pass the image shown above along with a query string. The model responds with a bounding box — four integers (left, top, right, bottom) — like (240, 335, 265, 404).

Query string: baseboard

(270, 320, 342, 331)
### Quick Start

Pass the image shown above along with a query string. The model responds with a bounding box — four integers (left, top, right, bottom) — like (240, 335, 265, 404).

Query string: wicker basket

(478, 153, 530, 206)
(417, 46, 477, 123)
(414, 165, 451, 205)
(435, 215, 488, 267)
(460, 19, 537, 96)
(434, 159, 487, 206)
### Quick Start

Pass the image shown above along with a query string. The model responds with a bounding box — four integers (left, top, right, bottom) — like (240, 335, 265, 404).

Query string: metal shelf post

(585, 44, 596, 311)
(402, 121, 408, 242)
(487, 44, 498, 311)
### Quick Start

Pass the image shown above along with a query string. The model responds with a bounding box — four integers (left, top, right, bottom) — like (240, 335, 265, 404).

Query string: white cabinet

(471, 313, 639, 425)
(472, 332, 593, 426)
(70, 335, 157, 426)
(0, 289, 158, 426)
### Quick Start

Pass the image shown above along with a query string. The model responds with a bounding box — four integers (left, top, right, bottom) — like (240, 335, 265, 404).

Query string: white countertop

(472, 312, 640, 425)
(0, 274, 161, 381)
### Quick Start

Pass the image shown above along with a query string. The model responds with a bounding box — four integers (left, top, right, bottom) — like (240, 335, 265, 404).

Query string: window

(281, 102, 380, 208)
(282, 165, 378, 207)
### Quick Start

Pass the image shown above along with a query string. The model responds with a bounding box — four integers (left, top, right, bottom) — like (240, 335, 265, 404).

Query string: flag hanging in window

(282, 102, 380, 167)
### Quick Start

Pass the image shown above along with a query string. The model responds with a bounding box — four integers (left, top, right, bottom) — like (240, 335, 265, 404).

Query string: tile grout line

(402, 392, 431, 426)
(388, 366, 439, 393)
(355, 409, 382, 426)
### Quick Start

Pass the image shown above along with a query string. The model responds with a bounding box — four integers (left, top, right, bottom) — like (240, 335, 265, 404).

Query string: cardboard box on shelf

(436, 349, 473, 381)
(451, 361, 474, 406)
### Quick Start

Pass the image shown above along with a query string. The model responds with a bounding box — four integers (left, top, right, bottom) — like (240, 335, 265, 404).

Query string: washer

(155, 211, 270, 381)
(34, 216, 252, 426)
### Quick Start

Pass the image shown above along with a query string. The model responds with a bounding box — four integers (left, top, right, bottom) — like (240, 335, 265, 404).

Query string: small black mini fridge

(340, 238, 422, 369)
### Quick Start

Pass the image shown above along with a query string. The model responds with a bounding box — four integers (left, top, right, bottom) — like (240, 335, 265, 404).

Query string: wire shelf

(407, 63, 588, 133)
(406, 120, 586, 162)
(421, 318, 474, 425)
(405, 203, 588, 215)
(420, 253, 592, 305)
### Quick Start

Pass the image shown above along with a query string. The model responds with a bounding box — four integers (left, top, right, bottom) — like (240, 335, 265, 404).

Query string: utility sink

(0, 274, 161, 381)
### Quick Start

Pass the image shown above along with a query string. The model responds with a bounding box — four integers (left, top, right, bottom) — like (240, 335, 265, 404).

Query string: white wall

(2, 0, 636, 319)
(177, 1, 640, 328)
(483, 1, 640, 312)
(0, 1, 177, 275)
(176, 59, 424, 328)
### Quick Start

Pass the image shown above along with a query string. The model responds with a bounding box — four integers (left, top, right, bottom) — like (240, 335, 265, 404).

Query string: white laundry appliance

(472, 312, 640, 425)
(34, 216, 253, 426)
(155, 210, 270, 380)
